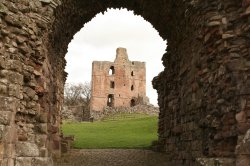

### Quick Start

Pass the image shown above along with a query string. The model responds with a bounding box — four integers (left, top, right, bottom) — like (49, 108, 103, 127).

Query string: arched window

(131, 71, 134, 76)
(109, 66, 115, 75)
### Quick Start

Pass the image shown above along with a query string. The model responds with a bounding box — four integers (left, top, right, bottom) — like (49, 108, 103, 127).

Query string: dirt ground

(54, 149, 170, 166)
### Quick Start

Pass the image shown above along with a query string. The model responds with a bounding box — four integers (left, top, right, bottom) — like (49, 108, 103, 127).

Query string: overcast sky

(65, 8, 166, 106)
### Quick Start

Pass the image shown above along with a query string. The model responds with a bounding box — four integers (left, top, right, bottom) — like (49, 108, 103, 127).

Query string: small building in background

(90, 47, 149, 113)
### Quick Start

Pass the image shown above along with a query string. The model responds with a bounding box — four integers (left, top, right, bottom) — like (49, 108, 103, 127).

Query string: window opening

(131, 85, 134, 91)
(110, 81, 115, 88)
(109, 66, 115, 75)
(107, 94, 114, 107)
(130, 99, 136, 107)
(131, 71, 134, 76)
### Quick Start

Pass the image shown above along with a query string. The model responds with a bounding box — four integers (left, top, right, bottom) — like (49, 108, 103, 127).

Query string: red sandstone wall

(90, 48, 146, 112)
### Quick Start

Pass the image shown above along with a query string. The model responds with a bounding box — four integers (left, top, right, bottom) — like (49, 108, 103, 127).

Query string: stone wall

(91, 104, 159, 120)
(62, 105, 90, 122)
(0, 0, 249, 165)
(0, 0, 60, 165)
(153, 0, 250, 165)
(90, 47, 147, 112)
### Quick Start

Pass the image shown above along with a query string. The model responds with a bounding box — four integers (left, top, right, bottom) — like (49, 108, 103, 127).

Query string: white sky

(65, 8, 166, 106)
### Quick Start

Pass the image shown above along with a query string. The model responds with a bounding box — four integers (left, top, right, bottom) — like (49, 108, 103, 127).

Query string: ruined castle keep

(0, 0, 250, 165)
(90, 48, 148, 112)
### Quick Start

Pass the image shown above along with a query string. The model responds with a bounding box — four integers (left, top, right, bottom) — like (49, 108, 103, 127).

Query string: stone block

(196, 158, 235, 166)
(236, 155, 250, 166)
(0, 3, 8, 14)
(38, 112, 48, 123)
(6, 60, 23, 73)
(40, 148, 48, 157)
(35, 86, 45, 96)
(3, 126, 17, 143)
(18, 134, 28, 142)
(9, 84, 21, 99)
(0, 144, 3, 161)
(0, 83, 8, 95)
(0, 97, 17, 112)
(0, 111, 12, 125)
(207, 21, 221, 26)
(39, 0, 52, 4)
(1, 158, 14, 166)
(49, 125, 59, 134)
(4, 14, 22, 28)
(238, 123, 250, 134)
(16, 142, 39, 157)
(24, 87, 36, 99)
(244, 6, 250, 16)
(38, 123, 47, 134)
(236, 111, 247, 123)
(0, 125, 4, 140)
(0, 70, 23, 85)
(3, 143, 15, 158)
(15, 157, 32, 166)
(31, 157, 53, 166)
(0, 56, 6, 69)
(16, 36, 27, 44)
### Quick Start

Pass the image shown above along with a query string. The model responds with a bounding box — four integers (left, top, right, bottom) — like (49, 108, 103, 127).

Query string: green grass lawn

(62, 113, 158, 149)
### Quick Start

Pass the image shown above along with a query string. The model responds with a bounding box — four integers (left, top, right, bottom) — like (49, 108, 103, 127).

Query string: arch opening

(44, 0, 246, 165)
(61, 8, 164, 153)
(109, 66, 115, 75)
(130, 99, 136, 107)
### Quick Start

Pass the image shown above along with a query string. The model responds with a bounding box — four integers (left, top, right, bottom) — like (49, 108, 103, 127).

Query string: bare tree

(81, 82, 91, 106)
(63, 82, 92, 121)
(64, 82, 91, 106)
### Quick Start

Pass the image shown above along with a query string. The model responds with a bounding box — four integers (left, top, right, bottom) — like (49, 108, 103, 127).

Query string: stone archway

(0, 0, 249, 165)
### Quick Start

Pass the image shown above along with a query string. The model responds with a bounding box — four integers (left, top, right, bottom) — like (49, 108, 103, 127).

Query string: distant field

(62, 113, 158, 149)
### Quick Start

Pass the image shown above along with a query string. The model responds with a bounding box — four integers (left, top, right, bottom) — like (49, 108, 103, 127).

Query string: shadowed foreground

(54, 149, 169, 166)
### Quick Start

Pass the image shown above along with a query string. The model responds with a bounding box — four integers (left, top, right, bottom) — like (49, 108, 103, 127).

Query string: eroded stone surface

(16, 142, 39, 157)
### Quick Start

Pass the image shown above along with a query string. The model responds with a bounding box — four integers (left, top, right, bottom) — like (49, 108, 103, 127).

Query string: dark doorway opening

(110, 81, 115, 88)
(107, 94, 114, 107)
(130, 99, 136, 107)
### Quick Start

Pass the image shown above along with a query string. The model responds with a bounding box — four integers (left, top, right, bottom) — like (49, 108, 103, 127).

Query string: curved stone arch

(0, 0, 249, 165)
(45, 1, 177, 162)
(50, 0, 172, 55)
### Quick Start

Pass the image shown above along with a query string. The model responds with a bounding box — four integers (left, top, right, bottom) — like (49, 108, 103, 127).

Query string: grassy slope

(62, 113, 158, 149)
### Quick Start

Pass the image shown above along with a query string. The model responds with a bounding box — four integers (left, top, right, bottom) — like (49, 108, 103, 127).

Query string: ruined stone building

(1, 0, 250, 165)
(90, 48, 148, 112)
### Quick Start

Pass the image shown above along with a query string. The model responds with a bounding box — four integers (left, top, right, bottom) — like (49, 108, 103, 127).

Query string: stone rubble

(91, 104, 159, 121)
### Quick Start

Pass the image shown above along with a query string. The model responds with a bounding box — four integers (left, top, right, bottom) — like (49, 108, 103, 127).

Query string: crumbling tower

(90, 48, 148, 112)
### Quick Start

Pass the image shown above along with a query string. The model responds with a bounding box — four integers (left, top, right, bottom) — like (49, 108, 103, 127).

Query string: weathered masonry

(0, 0, 249, 165)
(90, 48, 148, 113)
